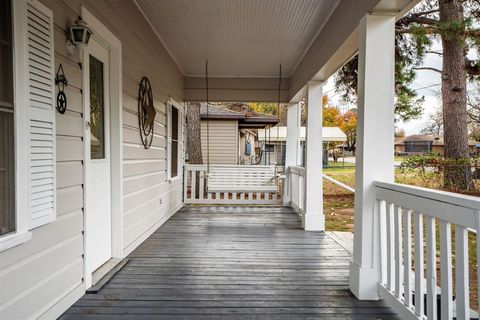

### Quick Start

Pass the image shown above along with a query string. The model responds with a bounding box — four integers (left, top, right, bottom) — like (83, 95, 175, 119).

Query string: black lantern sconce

(66, 16, 92, 55)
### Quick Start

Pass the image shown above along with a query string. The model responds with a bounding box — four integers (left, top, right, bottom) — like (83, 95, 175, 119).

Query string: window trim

(167, 98, 183, 182)
(0, 0, 31, 252)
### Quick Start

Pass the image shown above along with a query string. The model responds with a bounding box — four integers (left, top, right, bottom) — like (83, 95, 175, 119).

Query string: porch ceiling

(134, 0, 340, 77)
(134, 0, 420, 102)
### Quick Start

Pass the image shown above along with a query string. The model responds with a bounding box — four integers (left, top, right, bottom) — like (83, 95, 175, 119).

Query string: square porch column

(283, 102, 301, 205)
(302, 81, 324, 231)
(349, 13, 395, 300)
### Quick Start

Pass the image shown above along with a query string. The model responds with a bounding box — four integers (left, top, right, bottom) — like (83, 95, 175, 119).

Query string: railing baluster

(184, 168, 189, 201)
(413, 211, 424, 317)
(403, 208, 412, 307)
(394, 204, 403, 299)
(191, 170, 197, 200)
(454, 225, 469, 320)
(199, 170, 204, 201)
(426, 216, 437, 320)
(379, 200, 387, 285)
(386, 202, 394, 292)
(440, 220, 453, 320)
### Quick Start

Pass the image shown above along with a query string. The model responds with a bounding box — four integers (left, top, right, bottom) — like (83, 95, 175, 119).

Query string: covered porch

(61, 206, 399, 319)
(77, 0, 480, 318)
(4, 0, 480, 319)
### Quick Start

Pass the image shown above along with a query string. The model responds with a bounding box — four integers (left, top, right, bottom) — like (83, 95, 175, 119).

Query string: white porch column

(349, 13, 395, 300)
(283, 102, 301, 205)
(302, 81, 324, 231)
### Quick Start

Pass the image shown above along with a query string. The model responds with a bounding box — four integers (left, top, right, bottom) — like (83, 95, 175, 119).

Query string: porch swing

(203, 61, 282, 194)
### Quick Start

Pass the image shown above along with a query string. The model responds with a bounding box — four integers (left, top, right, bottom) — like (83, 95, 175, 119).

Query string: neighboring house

(395, 134, 479, 155)
(199, 105, 279, 165)
(257, 126, 347, 165)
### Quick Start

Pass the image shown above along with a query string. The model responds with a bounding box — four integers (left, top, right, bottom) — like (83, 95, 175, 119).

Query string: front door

(85, 39, 112, 274)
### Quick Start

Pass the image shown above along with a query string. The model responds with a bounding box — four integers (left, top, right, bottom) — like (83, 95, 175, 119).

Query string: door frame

(81, 7, 123, 288)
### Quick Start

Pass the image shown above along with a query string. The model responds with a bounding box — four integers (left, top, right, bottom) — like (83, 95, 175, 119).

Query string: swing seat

(207, 165, 279, 193)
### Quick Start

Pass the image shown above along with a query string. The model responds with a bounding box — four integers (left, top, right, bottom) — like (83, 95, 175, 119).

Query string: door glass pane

(0, 0, 15, 237)
(89, 56, 105, 159)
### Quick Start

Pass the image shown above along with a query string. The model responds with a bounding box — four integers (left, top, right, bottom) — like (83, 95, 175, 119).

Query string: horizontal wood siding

(201, 120, 238, 164)
(0, 0, 184, 319)
(108, 0, 185, 256)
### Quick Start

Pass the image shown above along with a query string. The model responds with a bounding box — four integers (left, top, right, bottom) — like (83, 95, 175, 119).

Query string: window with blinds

(0, 0, 15, 237)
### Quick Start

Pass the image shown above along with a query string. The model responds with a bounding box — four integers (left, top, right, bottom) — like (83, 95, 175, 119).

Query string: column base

(349, 260, 380, 300)
(300, 213, 324, 231)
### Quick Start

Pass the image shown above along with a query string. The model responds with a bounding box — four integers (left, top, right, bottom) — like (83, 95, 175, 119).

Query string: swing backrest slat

(207, 165, 278, 193)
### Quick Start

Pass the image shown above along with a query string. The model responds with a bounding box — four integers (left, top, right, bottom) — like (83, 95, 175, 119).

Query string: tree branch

(413, 66, 443, 73)
(398, 15, 438, 26)
(418, 9, 439, 15)
(426, 50, 443, 56)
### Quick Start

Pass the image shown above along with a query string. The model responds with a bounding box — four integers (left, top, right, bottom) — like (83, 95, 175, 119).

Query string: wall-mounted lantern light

(68, 16, 92, 47)
(66, 16, 92, 55)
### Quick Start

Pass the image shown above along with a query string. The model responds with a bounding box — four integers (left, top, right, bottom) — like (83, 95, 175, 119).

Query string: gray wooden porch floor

(60, 206, 399, 319)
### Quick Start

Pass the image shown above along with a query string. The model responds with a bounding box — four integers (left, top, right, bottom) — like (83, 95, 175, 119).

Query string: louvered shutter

(26, 1, 56, 229)
(166, 104, 172, 180)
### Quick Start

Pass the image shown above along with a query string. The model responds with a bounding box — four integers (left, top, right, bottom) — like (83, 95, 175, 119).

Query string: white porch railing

(184, 164, 282, 205)
(375, 181, 480, 320)
(285, 166, 305, 213)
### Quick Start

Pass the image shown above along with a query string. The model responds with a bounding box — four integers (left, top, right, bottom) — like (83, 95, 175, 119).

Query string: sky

(323, 43, 443, 135)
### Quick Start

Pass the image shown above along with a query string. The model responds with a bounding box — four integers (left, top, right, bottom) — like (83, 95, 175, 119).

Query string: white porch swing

(185, 61, 283, 204)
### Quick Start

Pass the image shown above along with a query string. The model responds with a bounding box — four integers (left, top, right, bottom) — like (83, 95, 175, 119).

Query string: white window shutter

(166, 104, 172, 180)
(26, 1, 56, 229)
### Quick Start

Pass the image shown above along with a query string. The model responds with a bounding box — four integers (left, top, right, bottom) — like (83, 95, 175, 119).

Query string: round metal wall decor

(138, 76, 156, 149)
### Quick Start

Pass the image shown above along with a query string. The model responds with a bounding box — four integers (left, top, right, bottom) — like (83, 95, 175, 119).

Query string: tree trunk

(186, 102, 203, 197)
(186, 102, 203, 164)
(439, 0, 472, 190)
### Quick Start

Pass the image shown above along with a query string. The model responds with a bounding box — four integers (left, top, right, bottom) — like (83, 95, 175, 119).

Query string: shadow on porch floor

(60, 206, 399, 319)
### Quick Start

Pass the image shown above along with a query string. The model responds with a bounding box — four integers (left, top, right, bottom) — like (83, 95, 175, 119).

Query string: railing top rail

(374, 181, 480, 211)
(288, 166, 305, 176)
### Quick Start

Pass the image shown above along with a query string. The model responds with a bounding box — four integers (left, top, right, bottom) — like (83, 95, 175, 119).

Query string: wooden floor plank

(60, 206, 399, 320)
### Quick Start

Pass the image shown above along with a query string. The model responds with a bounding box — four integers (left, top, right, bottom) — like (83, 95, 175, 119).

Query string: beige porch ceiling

(134, 0, 420, 102)
(135, 0, 340, 77)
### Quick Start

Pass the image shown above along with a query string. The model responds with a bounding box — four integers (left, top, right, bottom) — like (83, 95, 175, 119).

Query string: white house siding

(201, 120, 238, 164)
(0, 0, 184, 319)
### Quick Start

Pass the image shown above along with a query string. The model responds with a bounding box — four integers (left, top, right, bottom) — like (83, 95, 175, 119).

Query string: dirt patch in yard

(324, 194, 355, 232)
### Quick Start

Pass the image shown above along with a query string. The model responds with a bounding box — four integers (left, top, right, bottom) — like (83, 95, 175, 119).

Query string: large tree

(336, 0, 480, 190)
